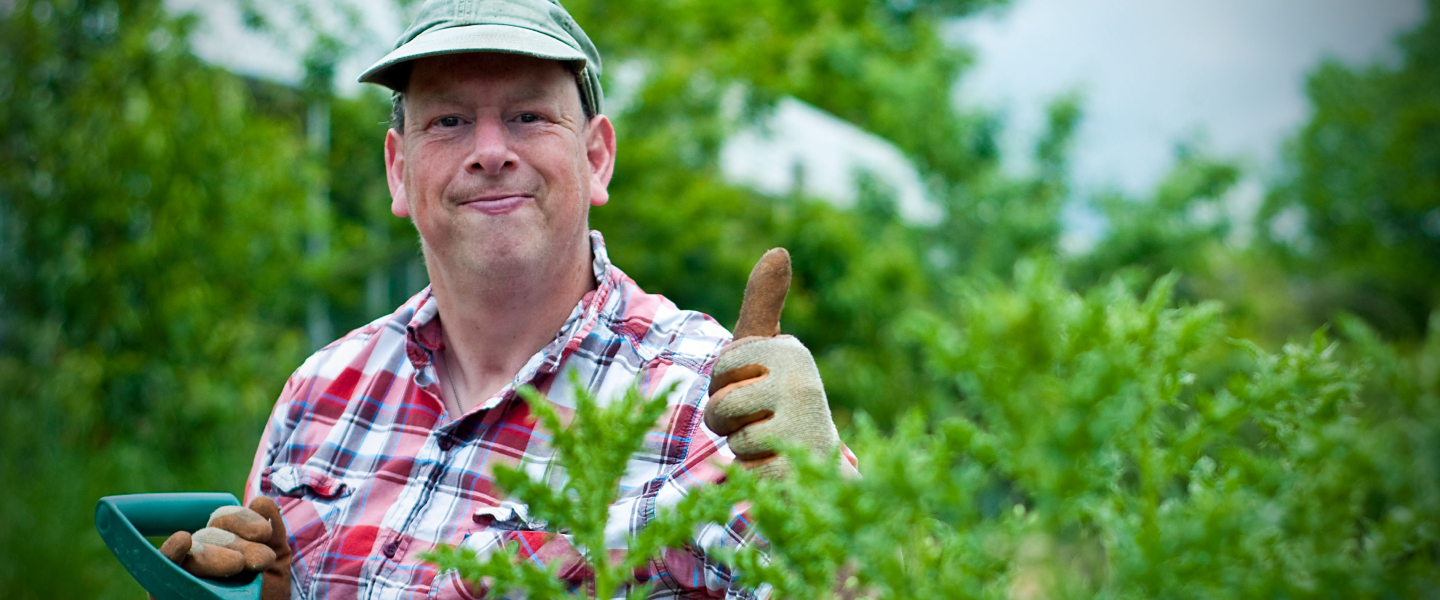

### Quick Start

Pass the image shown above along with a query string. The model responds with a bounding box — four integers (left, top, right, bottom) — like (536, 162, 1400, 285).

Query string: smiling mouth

(458, 194, 532, 216)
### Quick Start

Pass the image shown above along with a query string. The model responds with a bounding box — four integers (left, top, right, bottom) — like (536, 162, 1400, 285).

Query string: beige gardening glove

(157, 496, 292, 600)
(705, 248, 843, 480)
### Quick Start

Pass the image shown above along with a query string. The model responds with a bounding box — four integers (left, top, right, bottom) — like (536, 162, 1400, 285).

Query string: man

(159, 0, 850, 598)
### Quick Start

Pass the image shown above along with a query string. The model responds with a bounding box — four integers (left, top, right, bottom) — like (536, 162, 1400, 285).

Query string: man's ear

(384, 129, 410, 218)
(585, 115, 617, 207)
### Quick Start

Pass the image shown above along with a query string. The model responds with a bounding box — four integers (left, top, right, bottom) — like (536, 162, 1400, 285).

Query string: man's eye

(517, 113, 540, 124)
(437, 116, 462, 127)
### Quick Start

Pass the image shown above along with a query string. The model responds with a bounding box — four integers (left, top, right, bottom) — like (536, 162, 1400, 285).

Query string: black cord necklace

(441, 350, 460, 408)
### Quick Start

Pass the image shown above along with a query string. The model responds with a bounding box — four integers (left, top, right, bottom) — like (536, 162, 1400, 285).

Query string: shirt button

(382, 541, 399, 558)
(438, 436, 454, 451)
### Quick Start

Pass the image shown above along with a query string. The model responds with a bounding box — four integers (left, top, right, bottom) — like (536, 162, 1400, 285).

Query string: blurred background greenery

(1, 0, 1436, 597)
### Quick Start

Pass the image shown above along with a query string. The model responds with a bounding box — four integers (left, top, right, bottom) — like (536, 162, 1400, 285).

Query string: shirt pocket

(263, 464, 353, 500)
(428, 570, 484, 600)
(426, 529, 569, 600)
(260, 465, 355, 560)
(449, 527, 592, 588)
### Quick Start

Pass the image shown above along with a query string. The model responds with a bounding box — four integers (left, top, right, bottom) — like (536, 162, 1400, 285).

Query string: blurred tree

(0, 0, 318, 451)
(433, 262, 1440, 599)
(1068, 148, 1241, 297)
(1260, 0, 1440, 338)
(0, 0, 315, 596)
(551, 0, 1092, 425)
(3, 0, 1435, 597)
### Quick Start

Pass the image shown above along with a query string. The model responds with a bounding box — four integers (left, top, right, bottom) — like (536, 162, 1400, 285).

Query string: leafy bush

(1257, 0, 1440, 338)
(429, 263, 1439, 598)
(423, 380, 734, 600)
(4, 0, 1437, 597)
(0, 1, 312, 595)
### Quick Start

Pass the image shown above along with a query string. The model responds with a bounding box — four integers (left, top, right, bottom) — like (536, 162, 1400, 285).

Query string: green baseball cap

(358, 0, 604, 115)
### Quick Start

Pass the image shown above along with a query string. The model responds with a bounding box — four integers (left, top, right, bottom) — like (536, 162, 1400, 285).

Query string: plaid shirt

(246, 231, 769, 600)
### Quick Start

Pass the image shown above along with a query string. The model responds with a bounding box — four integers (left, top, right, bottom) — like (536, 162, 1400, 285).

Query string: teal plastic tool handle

(95, 493, 263, 600)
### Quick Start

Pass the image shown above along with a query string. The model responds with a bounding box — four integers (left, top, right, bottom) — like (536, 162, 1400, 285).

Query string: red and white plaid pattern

(246, 231, 769, 599)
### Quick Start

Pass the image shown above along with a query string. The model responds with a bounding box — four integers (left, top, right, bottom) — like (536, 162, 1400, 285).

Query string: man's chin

(458, 241, 545, 279)
(428, 225, 589, 283)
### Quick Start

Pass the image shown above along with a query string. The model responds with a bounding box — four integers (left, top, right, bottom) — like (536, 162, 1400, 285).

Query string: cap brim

(358, 23, 588, 89)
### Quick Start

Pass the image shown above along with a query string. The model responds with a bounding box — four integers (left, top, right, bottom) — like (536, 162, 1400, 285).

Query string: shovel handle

(95, 493, 263, 600)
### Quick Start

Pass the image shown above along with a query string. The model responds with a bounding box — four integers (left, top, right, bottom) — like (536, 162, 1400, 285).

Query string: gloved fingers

(705, 378, 777, 436)
(159, 502, 288, 587)
(707, 360, 768, 397)
(159, 531, 191, 564)
(767, 399, 840, 456)
(724, 416, 780, 460)
(194, 527, 276, 571)
(736, 454, 781, 471)
(741, 455, 791, 480)
(706, 360, 769, 432)
(247, 496, 290, 557)
(241, 544, 278, 571)
(208, 505, 272, 542)
(182, 539, 247, 578)
(713, 335, 818, 380)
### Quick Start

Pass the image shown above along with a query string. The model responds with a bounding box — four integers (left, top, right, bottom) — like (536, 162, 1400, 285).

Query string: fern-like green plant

(426, 263, 1440, 599)
(423, 374, 753, 599)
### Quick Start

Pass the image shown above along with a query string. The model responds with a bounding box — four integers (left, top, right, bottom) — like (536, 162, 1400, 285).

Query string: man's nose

(466, 117, 517, 174)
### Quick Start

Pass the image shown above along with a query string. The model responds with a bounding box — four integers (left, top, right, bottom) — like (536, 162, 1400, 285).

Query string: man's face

(384, 52, 615, 281)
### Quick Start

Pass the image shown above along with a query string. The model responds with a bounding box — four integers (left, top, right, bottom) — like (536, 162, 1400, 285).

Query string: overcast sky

(950, 0, 1425, 195)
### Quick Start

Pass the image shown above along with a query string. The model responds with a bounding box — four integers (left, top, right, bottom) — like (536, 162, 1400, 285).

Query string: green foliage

(2, 0, 1438, 597)
(1259, 0, 1440, 338)
(0, 0, 311, 596)
(903, 265, 1439, 598)
(0, 0, 312, 447)
(424, 377, 740, 600)
(560, 0, 1085, 426)
(433, 264, 1440, 599)
(1068, 152, 1240, 297)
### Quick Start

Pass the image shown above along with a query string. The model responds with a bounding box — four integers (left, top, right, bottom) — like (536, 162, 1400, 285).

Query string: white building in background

(162, 0, 402, 95)
(719, 98, 937, 224)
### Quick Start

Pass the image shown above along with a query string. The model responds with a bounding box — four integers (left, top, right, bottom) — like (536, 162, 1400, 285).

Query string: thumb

(732, 248, 791, 340)
(247, 496, 292, 600)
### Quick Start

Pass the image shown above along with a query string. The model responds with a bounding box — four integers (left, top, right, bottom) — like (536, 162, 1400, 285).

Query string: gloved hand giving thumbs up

(705, 248, 845, 480)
